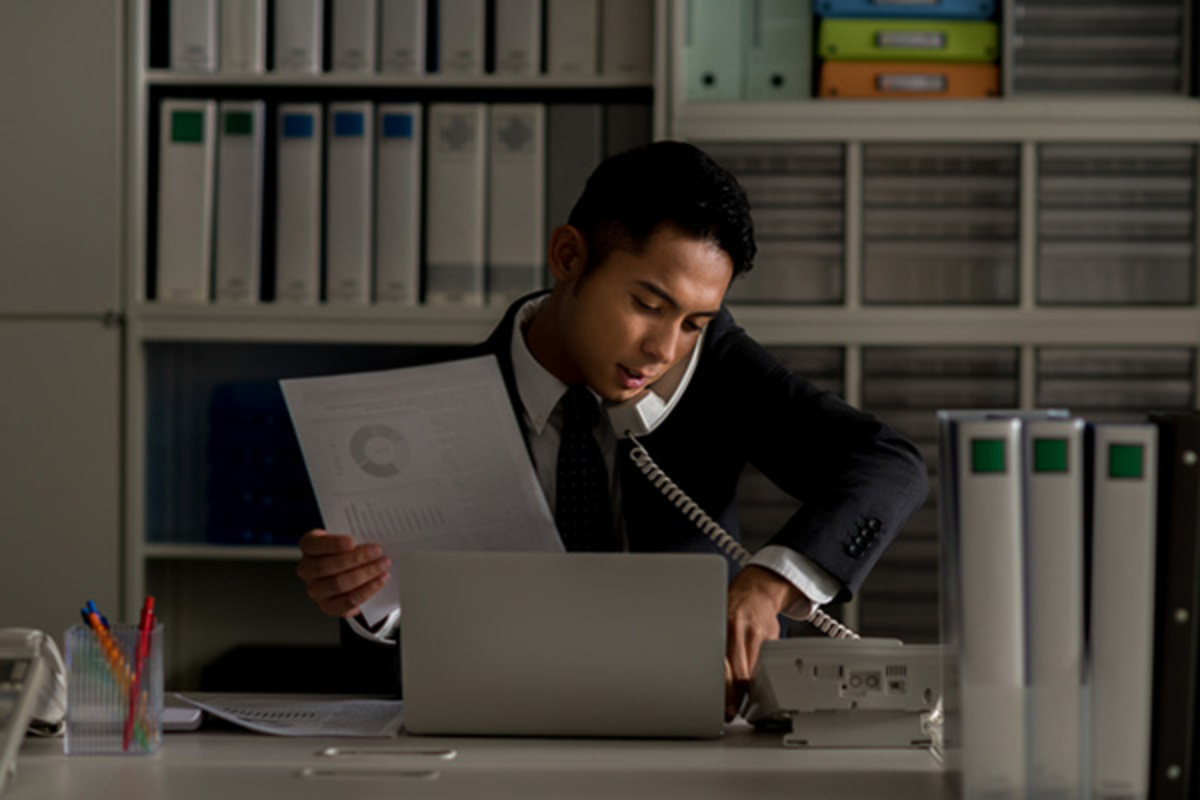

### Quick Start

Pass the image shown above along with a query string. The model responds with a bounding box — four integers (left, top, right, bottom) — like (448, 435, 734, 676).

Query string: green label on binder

(1034, 438, 1068, 473)
(971, 438, 1006, 473)
(224, 111, 254, 136)
(1109, 444, 1144, 479)
(171, 111, 204, 143)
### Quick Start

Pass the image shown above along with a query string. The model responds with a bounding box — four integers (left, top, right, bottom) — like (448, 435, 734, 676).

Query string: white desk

(9, 722, 947, 799)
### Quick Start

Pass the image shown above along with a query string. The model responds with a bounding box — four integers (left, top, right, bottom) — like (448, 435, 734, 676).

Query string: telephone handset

(603, 338, 857, 640)
(606, 327, 705, 440)
(1, 629, 66, 795)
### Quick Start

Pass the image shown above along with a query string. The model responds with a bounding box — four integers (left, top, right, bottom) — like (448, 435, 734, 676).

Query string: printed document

(281, 356, 562, 624)
(175, 694, 405, 737)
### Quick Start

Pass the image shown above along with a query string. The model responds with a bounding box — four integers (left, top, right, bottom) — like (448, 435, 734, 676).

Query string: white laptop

(397, 551, 728, 739)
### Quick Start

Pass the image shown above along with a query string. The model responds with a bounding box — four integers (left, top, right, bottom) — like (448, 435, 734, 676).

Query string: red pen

(124, 596, 156, 751)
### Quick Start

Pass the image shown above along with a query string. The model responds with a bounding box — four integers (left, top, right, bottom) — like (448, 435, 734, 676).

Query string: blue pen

(85, 600, 110, 629)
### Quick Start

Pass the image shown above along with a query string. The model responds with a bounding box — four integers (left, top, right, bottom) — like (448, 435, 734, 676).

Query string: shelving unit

(124, 0, 658, 686)
(124, 0, 1200, 683)
(661, 0, 1200, 641)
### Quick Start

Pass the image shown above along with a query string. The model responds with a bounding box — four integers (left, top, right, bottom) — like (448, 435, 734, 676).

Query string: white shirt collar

(510, 296, 570, 435)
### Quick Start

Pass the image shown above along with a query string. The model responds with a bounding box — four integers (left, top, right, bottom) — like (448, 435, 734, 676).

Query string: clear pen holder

(64, 622, 163, 755)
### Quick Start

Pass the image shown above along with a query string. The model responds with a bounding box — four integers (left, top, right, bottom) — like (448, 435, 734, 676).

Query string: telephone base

(745, 637, 942, 749)
(762, 709, 933, 749)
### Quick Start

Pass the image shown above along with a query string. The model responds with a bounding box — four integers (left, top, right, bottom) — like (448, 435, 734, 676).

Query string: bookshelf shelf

(143, 543, 300, 562)
(132, 303, 1200, 348)
(133, 303, 500, 344)
(671, 99, 1200, 143)
(145, 70, 653, 90)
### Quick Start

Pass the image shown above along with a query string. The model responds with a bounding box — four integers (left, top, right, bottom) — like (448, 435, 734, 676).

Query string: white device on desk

(744, 638, 943, 749)
(0, 629, 66, 796)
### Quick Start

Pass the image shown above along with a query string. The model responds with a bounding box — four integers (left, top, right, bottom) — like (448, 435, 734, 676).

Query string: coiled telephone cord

(628, 436, 859, 640)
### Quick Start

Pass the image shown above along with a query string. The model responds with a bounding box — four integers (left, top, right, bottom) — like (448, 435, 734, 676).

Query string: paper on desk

(175, 694, 405, 737)
(281, 355, 562, 624)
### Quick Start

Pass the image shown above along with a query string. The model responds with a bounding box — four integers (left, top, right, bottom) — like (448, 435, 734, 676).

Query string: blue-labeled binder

(816, 0, 995, 20)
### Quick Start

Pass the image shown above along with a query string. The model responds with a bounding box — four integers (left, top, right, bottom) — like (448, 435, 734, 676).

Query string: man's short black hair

(566, 140, 756, 278)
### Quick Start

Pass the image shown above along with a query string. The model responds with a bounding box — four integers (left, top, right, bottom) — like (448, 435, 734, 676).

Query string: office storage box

(818, 19, 998, 62)
(863, 241, 1018, 304)
(816, 0, 995, 20)
(862, 143, 1018, 304)
(819, 61, 999, 98)
(726, 240, 845, 304)
(1037, 348, 1195, 421)
(705, 142, 846, 304)
(1037, 143, 1197, 305)
(1010, 0, 1189, 94)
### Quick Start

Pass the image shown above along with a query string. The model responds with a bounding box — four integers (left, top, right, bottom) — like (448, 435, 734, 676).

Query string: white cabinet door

(0, 0, 122, 314)
(0, 321, 120, 636)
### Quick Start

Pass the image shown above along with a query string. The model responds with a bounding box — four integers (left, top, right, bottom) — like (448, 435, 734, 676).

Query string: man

(296, 141, 928, 718)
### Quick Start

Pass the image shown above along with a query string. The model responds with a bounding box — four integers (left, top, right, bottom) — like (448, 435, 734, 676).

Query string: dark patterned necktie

(555, 385, 613, 552)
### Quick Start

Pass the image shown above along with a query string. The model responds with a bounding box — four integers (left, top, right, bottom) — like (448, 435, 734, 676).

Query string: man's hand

(295, 529, 391, 618)
(725, 565, 812, 720)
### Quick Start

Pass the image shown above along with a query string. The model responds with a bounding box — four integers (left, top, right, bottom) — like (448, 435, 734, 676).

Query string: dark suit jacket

(340, 292, 929, 692)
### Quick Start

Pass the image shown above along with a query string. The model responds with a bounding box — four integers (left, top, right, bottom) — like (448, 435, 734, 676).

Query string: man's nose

(643, 323, 679, 365)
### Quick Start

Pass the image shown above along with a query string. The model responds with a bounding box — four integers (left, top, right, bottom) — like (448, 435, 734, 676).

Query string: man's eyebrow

(635, 280, 721, 318)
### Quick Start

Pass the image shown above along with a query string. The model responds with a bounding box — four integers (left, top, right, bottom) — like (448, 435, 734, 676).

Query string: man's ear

(546, 225, 587, 283)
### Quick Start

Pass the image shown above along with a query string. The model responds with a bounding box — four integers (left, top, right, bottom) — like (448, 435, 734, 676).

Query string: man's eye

(634, 297, 658, 313)
(683, 320, 705, 334)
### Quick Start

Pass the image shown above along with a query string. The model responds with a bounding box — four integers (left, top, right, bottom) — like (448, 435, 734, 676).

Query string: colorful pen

(124, 596, 156, 751)
(83, 607, 130, 689)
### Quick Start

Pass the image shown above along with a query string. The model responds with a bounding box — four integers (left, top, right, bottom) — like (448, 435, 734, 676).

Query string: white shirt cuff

(346, 607, 401, 645)
(749, 545, 842, 620)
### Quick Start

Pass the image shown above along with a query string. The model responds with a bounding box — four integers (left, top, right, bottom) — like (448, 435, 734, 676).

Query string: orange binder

(819, 61, 999, 99)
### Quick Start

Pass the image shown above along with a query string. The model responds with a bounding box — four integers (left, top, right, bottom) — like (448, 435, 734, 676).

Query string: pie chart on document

(349, 424, 410, 478)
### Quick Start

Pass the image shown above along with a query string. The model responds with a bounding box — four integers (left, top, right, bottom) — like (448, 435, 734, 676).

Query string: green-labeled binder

(818, 19, 998, 63)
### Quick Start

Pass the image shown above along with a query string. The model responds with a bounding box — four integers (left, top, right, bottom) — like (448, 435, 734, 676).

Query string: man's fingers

(305, 557, 391, 602)
(316, 572, 392, 619)
(299, 529, 356, 556)
(296, 542, 386, 582)
(727, 618, 769, 683)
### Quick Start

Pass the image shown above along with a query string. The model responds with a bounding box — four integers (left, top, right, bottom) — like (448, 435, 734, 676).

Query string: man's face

(552, 227, 734, 403)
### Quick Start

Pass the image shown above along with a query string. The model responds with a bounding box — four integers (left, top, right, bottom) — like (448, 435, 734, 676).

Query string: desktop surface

(8, 716, 948, 800)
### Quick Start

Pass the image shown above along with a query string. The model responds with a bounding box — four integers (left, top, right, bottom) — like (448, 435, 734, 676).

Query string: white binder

(683, 0, 744, 101)
(546, 0, 599, 77)
(274, 104, 323, 304)
(600, 0, 652, 79)
(425, 104, 486, 306)
(331, 0, 378, 73)
(273, 0, 323, 73)
(156, 99, 217, 303)
(1022, 418, 1085, 800)
(375, 104, 423, 306)
(325, 102, 374, 305)
(379, 0, 426, 74)
(487, 104, 545, 306)
(943, 414, 1027, 800)
(436, 0, 486, 75)
(745, 0, 810, 100)
(214, 100, 265, 304)
(494, 0, 542, 76)
(170, 0, 218, 72)
(1091, 423, 1158, 800)
(219, 0, 266, 74)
